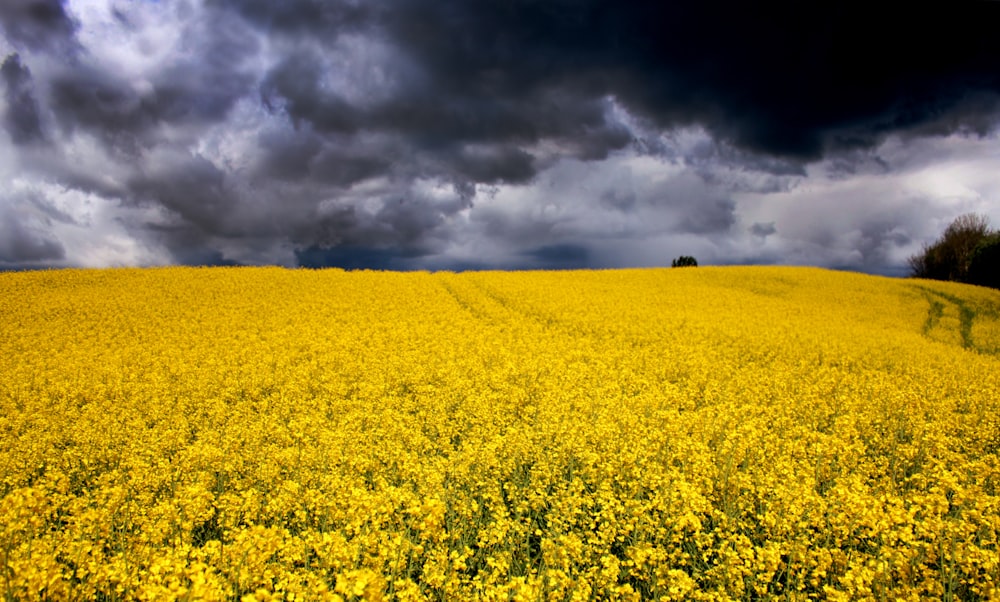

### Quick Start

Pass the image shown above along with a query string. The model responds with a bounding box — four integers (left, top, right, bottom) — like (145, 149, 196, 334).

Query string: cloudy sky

(2, 0, 999, 274)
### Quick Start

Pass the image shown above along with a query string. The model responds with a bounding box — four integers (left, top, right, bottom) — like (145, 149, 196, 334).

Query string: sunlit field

(2, 266, 999, 601)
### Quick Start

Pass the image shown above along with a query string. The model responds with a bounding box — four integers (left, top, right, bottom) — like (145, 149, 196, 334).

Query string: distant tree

(672, 256, 698, 267)
(908, 213, 993, 283)
(967, 232, 1000, 289)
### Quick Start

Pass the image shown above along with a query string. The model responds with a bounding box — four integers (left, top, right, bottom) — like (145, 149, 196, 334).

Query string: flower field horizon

(1, 266, 999, 600)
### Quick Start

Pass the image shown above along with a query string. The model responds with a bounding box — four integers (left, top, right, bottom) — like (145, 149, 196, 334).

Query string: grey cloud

(0, 0, 77, 54)
(824, 151, 892, 179)
(127, 153, 242, 239)
(49, 67, 162, 155)
(291, 205, 361, 249)
(48, 11, 257, 154)
(208, 0, 376, 37)
(522, 243, 590, 269)
(676, 198, 736, 235)
(20, 187, 75, 225)
(364, 78, 631, 162)
(151, 12, 260, 124)
(0, 206, 65, 263)
(368, 196, 455, 249)
(850, 220, 915, 271)
(1, 53, 45, 144)
(450, 146, 536, 185)
(257, 30, 633, 181)
(253, 128, 391, 187)
(261, 50, 363, 135)
(295, 245, 417, 270)
(765, 192, 942, 276)
(472, 206, 559, 248)
(749, 222, 777, 238)
(289, 182, 474, 267)
(255, 34, 629, 193)
(600, 189, 636, 213)
(676, 134, 808, 178)
(444, 157, 742, 271)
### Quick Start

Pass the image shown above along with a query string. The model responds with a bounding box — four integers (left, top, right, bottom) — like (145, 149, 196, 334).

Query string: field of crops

(1, 266, 999, 601)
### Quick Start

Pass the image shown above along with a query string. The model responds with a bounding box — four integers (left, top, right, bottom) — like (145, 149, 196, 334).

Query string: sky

(2, 0, 1000, 274)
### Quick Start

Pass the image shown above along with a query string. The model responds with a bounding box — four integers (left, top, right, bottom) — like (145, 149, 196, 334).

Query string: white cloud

(69, 0, 188, 77)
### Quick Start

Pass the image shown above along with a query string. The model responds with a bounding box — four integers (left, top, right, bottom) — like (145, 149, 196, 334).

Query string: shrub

(672, 256, 698, 268)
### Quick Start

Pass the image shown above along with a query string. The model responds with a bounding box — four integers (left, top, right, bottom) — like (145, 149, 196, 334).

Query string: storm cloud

(0, 0, 78, 54)
(1, 53, 45, 144)
(1, 0, 999, 271)
(0, 190, 66, 264)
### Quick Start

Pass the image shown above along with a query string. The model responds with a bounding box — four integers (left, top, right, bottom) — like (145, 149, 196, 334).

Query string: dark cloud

(159, 238, 245, 267)
(288, 184, 471, 255)
(127, 153, 242, 238)
(522, 244, 591, 269)
(823, 151, 892, 180)
(295, 245, 419, 270)
(253, 128, 390, 187)
(125, 146, 477, 266)
(0, 207, 65, 264)
(260, 50, 363, 135)
(600, 189, 636, 213)
(259, 47, 630, 185)
(372, 0, 1000, 160)
(294, 241, 592, 271)
(251, 0, 637, 180)
(676, 198, 737, 235)
(149, 12, 261, 124)
(472, 205, 559, 249)
(48, 67, 155, 154)
(48, 9, 257, 155)
(234, 0, 1000, 212)
(208, 0, 375, 36)
(749, 222, 777, 238)
(1, 53, 45, 144)
(622, 1, 1000, 158)
(852, 220, 913, 270)
(0, 0, 77, 53)
(677, 137, 808, 179)
(449, 146, 536, 185)
(366, 195, 456, 249)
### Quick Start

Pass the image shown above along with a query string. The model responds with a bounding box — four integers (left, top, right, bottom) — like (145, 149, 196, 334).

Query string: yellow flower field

(1, 266, 998, 601)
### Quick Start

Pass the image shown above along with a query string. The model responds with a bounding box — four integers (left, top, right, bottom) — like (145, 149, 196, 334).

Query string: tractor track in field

(914, 285, 977, 351)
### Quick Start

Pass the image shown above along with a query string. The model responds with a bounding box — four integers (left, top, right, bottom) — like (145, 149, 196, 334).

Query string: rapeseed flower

(1, 266, 998, 599)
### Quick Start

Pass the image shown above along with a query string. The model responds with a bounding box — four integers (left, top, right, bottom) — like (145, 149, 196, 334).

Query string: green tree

(672, 256, 698, 267)
(908, 213, 993, 283)
(967, 232, 1000, 289)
